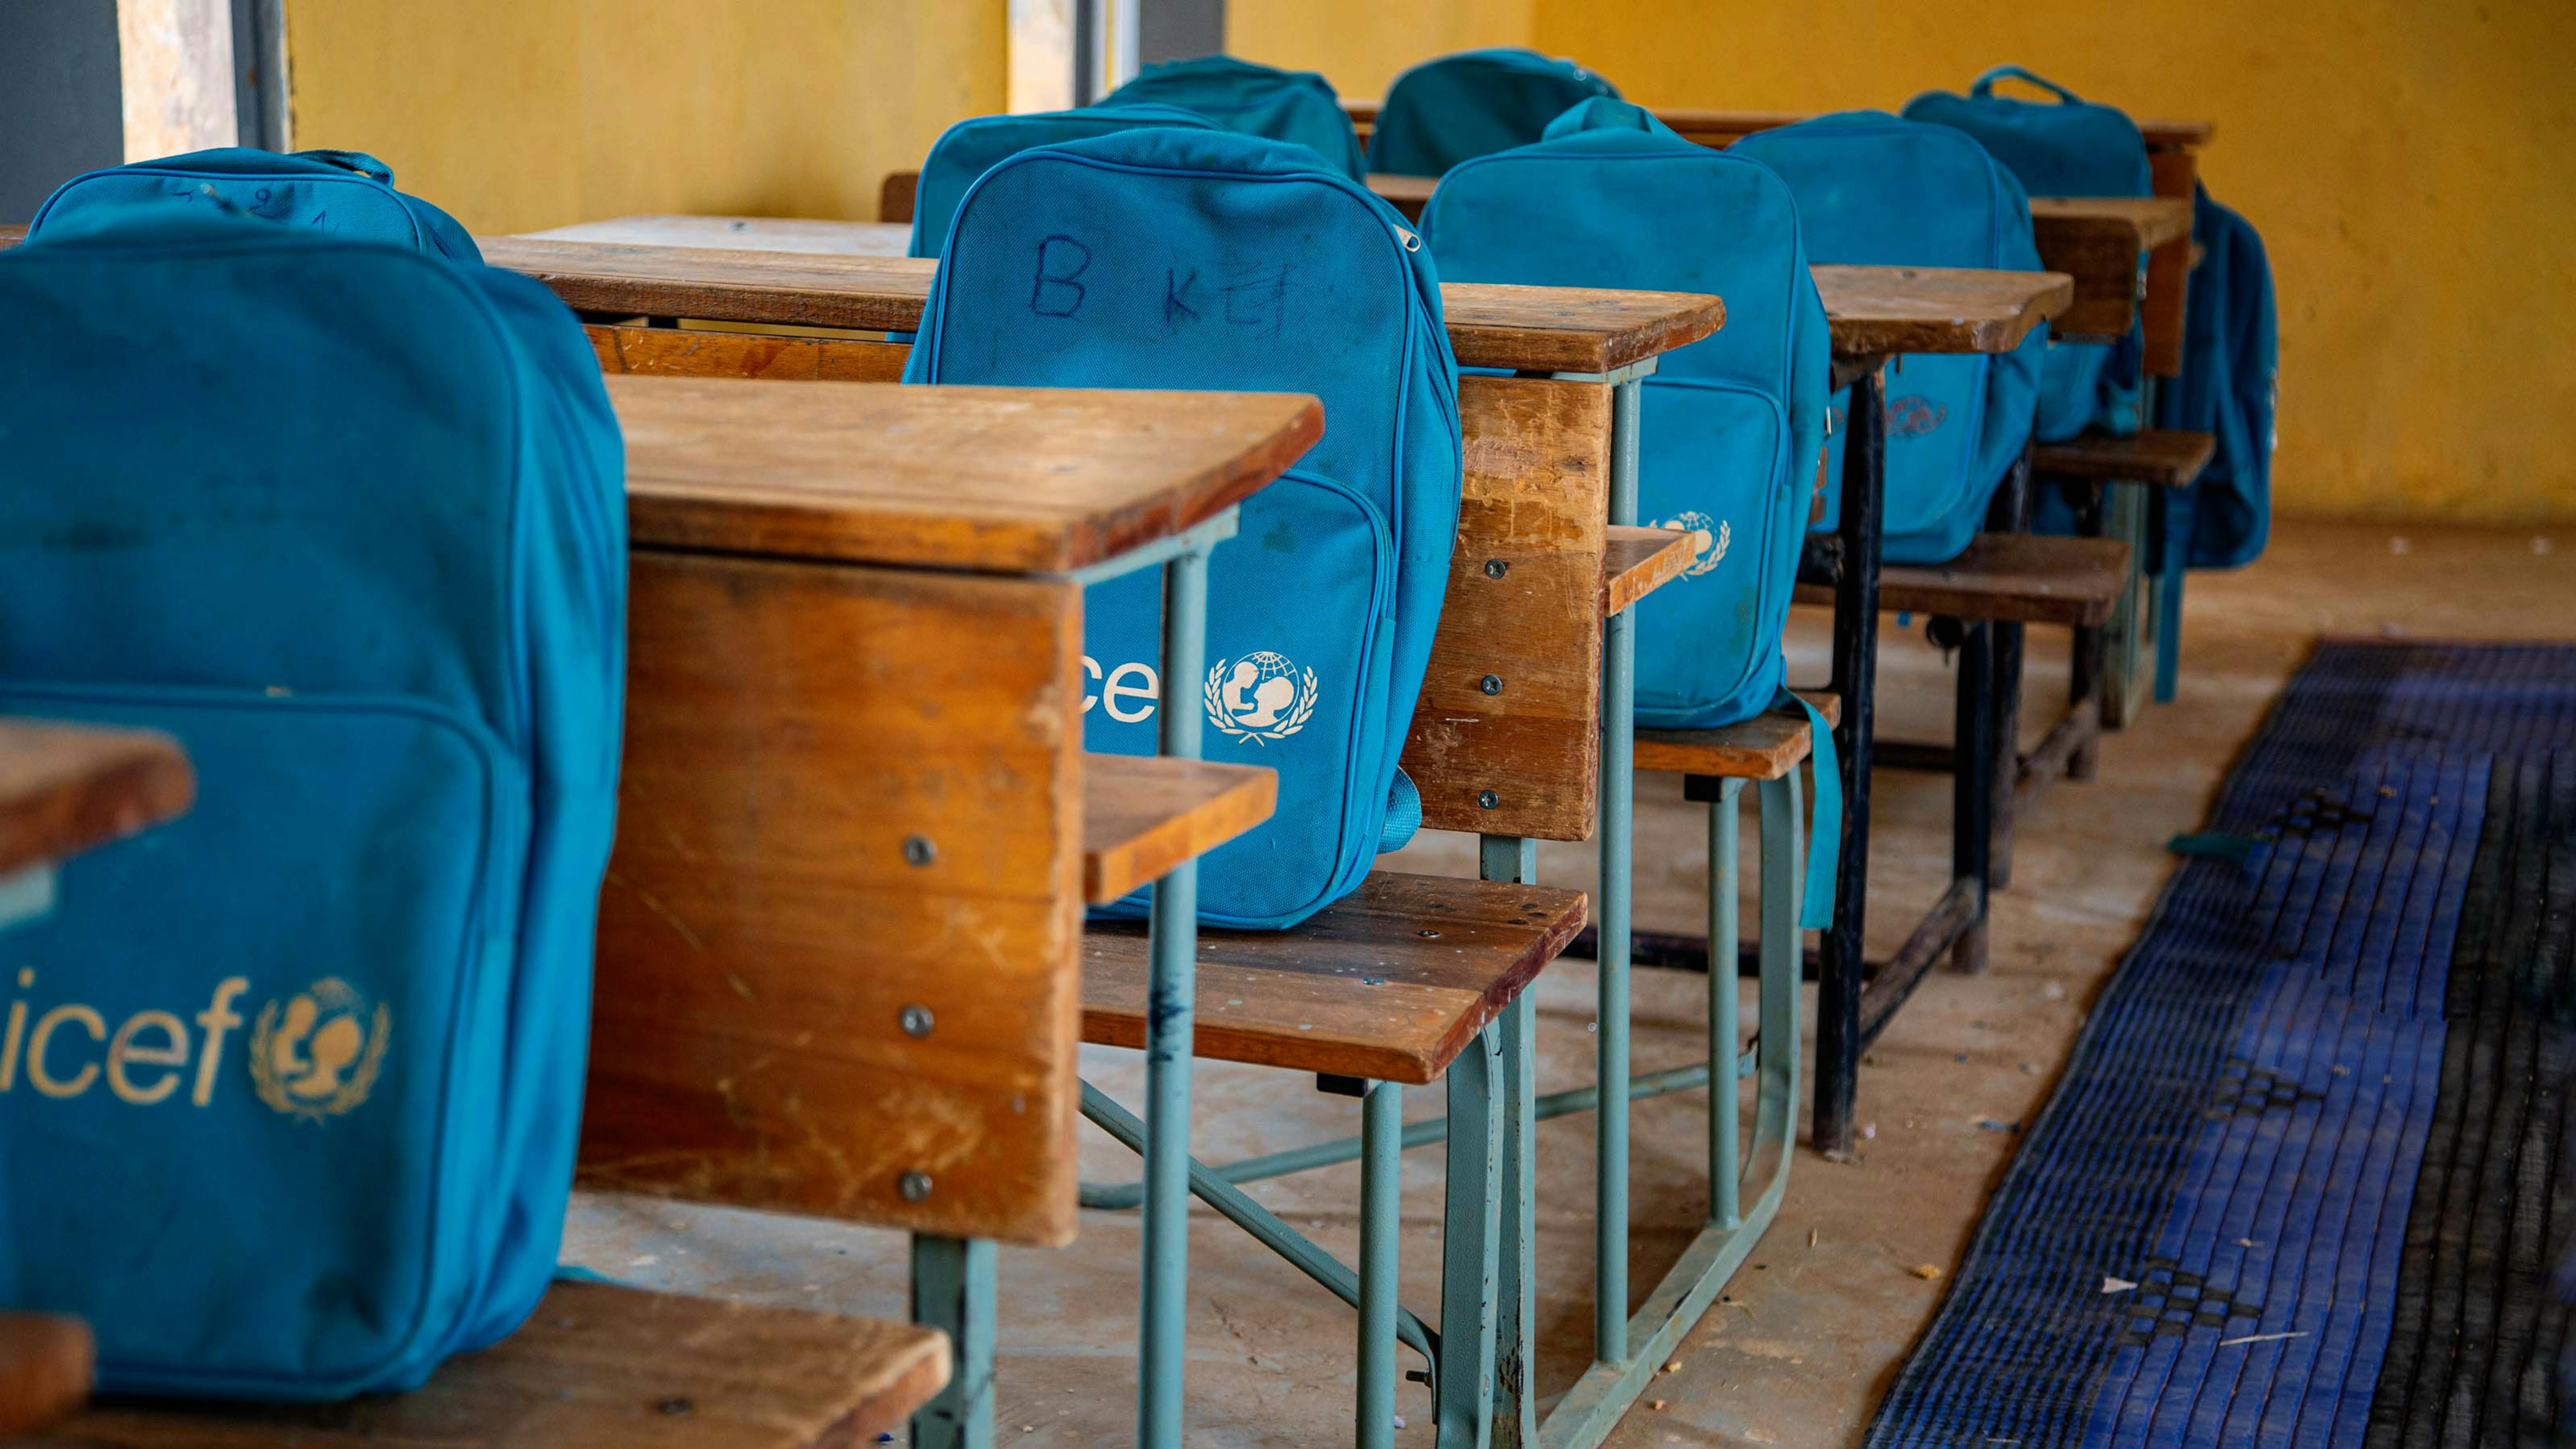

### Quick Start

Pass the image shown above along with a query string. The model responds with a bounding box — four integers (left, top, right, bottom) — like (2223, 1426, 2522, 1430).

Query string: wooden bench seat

(2034, 428, 2217, 487)
(1634, 692, 1840, 781)
(32, 1283, 949, 1449)
(1796, 532, 2129, 626)
(1081, 872, 1589, 1085)
(1084, 754, 1276, 905)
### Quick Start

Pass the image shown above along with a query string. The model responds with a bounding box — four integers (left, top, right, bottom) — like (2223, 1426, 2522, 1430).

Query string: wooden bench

(549, 292, 1716, 1446)
(2035, 427, 2220, 726)
(31, 1284, 951, 1448)
(0, 719, 195, 928)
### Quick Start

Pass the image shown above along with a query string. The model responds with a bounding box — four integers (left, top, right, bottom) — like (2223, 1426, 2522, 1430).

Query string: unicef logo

(248, 977, 389, 1121)
(1652, 511, 1731, 579)
(1204, 652, 1319, 744)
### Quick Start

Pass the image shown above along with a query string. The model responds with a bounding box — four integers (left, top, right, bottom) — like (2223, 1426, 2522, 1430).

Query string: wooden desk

(1814, 264, 2073, 362)
(0, 720, 194, 879)
(1344, 99, 2212, 155)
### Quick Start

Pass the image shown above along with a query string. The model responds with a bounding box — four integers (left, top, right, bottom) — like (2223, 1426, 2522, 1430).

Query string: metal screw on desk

(1479, 790, 1500, 809)
(1484, 559, 1508, 579)
(899, 1171, 934, 1202)
(1480, 675, 1503, 696)
(899, 1004, 935, 1039)
(903, 835, 936, 867)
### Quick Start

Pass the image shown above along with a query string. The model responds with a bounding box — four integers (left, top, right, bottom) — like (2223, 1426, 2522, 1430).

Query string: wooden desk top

(1813, 264, 2073, 358)
(608, 376, 1322, 573)
(528, 214, 913, 256)
(489, 223, 1725, 374)
(1343, 101, 2213, 151)
(2029, 196, 2196, 252)
(0, 720, 194, 877)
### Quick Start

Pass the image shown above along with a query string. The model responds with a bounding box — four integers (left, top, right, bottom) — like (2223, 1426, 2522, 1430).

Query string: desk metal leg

(1357, 1081, 1402, 1449)
(912, 1235, 996, 1449)
(1139, 545, 1208, 1447)
(1710, 779, 1744, 1230)
(1815, 368, 1885, 1158)
(2068, 482, 2108, 781)
(1985, 448, 2032, 891)
(1482, 834, 1541, 1449)
(1949, 619, 1995, 976)
(1594, 374, 1642, 1367)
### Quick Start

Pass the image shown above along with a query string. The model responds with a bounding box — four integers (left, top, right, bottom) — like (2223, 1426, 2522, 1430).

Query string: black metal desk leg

(1950, 618, 1995, 975)
(1814, 367, 1884, 1158)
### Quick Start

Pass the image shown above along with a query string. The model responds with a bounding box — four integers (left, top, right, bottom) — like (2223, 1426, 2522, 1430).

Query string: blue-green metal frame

(911, 1235, 997, 1449)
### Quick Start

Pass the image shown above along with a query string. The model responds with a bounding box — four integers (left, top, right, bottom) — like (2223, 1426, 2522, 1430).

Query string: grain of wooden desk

(0, 719, 193, 929)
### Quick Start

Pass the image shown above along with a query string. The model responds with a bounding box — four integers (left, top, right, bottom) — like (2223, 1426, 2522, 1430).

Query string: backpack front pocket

(0, 683, 524, 1398)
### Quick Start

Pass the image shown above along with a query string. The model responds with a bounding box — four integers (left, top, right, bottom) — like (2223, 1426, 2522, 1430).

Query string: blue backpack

(1903, 65, 2152, 441)
(905, 129, 1460, 929)
(907, 105, 1219, 258)
(1419, 98, 1838, 928)
(2155, 183, 2276, 571)
(1731, 112, 2048, 564)
(0, 202, 624, 1398)
(1102, 55, 1367, 179)
(30, 147, 480, 262)
(1366, 48, 1620, 177)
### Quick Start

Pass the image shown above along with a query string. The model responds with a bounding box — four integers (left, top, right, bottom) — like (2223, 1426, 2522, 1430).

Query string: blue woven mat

(1865, 642, 2576, 1449)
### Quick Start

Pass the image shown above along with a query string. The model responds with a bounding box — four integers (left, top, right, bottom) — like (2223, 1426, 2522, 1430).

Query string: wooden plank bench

(29, 1283, 951, 1448)
(0, 719, 195, 928)
(2035, 427, 2220, 727)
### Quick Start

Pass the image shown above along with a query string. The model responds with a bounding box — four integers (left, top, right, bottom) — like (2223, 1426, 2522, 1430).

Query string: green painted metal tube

(1593, 373, 1644, 1367)
(1436, 1023, 1503, 1448)
(1357, 1081, 1402, 1449)
(1139, 545, 1208, 1447)
(910, 1234, 996, 1448)
(1710, 778, 1744, 1231)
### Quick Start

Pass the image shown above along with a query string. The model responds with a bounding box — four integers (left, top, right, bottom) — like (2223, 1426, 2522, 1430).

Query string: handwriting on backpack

(1030, 235, 1092, 317)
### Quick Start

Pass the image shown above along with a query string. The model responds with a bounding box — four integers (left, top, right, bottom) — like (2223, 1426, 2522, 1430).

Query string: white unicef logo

(248, 977, 389, 1121)
(1653, 511, 1730, 579)
(1204, 652, 1319, 744)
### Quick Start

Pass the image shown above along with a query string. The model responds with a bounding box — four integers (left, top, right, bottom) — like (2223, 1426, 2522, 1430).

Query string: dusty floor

(566, 518, 2576, 1447)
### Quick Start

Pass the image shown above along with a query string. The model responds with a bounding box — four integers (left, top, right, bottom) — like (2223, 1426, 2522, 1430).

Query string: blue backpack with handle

(1367, 48, 1620, 177)
(1102, 55, 1367, 179)
(1902, 65, 2152, 441)
(30, 147, 480, 262)
(0, 193, 624, 1398)
(1731, 112, 2048, 564)
(2155, 182, 2276, 571)
(905, 128, 1460, 929)
(907, 105, 1220, 258)
(1418, 97, 1838, 927)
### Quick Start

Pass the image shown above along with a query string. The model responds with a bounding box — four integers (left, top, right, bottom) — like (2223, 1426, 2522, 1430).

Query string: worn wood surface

(40, 1283, 948, 1449)
(880, 173, 918, 226)
(1351, 104, 2212, 154)
(583, 552, 1085, 1246)
(1081, 872, 1590, 1084)
(0, 1313, 92, 1440)
(1795, 534, 2131, 626)
(1601, 525, 1694, 616)
(1083, 754, 1276, 906)
(2034, 428, 2216, 487)
(607, 375, 1320, 574)
(1815, 265, 2074, 359)
(1633, 692, 1840, 782)
(1402, 375, 1611, 842)
(2143, 146, 2200, 378)
(490, 228, 1724, 373)
(1367, 173, 1434, 221)
(0, 720, 194, 877)
(0, 225, 19, 250)
(2026, 196, 2192, 340)
(531, 214, 912, 256)
(589, 323, 910, 382)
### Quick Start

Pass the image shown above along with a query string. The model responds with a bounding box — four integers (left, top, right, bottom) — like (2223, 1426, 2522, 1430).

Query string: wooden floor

(564, 518, 2576, 1447)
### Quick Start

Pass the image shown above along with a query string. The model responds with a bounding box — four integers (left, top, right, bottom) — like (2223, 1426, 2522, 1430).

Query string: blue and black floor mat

(1865, 642, 2576, 1449)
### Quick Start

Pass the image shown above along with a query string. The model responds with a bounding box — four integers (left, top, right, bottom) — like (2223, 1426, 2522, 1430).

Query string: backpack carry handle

(1970, 65, 2084, 104)
(296, 149, 397, 184)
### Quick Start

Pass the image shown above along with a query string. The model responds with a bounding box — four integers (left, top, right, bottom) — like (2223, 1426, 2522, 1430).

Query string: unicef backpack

(2154, 182, 2276, 571)
(31, 147, 480, 261)
(906, 105, 1220, 258)
(1902, 65, 2153, 441)
(905, 128, 1461, 929)
(1102, 55, 1367, 179)
(0, 201, 625, 1398)
(1731, 112, 2048, 564)
(1419, 97, 1839, 927)
(1366, 48, 1620, 177)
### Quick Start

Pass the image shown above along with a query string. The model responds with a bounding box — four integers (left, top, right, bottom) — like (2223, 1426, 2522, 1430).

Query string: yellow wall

(1235, 0, 2576, 525)
(282, 0, 1004, 235)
